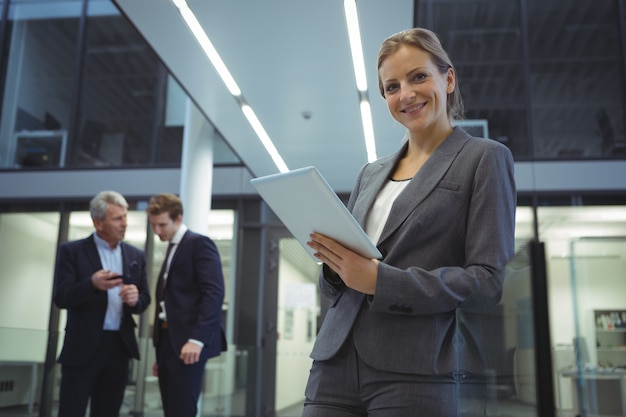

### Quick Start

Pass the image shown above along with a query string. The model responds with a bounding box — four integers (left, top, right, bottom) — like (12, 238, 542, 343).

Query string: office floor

(0, 388, 303, 417)
(0, 398, 580, 417)
(0, 379, 582, 417)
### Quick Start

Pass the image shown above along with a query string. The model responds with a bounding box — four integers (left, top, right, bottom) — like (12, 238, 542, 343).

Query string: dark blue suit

(54, 234, 150, 417)
(153, 229, 226, 417)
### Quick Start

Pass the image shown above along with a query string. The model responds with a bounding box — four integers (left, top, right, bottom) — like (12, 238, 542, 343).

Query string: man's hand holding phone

(91, 270, 124, 291)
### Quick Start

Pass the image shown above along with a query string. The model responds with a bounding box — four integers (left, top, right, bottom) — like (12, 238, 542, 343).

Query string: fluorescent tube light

(343, 0, 367, 92)
(170, 0, 289, 173)
(345, 0, 377, 161)
(172, 0, 241, 96)
(360, 100, 377, 163)
(241, 104, 289, 173)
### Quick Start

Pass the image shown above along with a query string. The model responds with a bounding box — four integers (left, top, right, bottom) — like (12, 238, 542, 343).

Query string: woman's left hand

(307, 232, 379, 294)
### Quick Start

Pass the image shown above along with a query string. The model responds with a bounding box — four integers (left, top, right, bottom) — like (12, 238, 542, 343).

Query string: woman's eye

(384, 83, 399, 94)
(412, 73, 427, 82)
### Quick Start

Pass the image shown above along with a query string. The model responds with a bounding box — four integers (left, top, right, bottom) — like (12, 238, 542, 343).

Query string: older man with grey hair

(54, 190, 151, 417)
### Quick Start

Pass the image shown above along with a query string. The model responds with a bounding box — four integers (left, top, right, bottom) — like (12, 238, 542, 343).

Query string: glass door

(274, 238, 320, 416)
(570, 237, 626, 417)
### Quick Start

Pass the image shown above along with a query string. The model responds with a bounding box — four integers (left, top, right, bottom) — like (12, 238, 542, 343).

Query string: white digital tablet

(250, 166, 382, 260)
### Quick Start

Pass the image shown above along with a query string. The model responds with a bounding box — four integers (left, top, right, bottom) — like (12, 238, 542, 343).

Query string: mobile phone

(107, 275, 125, 281)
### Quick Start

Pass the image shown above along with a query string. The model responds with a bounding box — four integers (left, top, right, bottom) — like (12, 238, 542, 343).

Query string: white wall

(0, 213, 58, 362)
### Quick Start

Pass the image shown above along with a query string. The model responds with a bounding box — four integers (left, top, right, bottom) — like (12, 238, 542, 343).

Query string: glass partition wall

(419, 0, 626, 160)
(542, 208, 626, 417)
(0, 0, 240, 171)
(1, 203, 626, 416)
(0, 213, 59, 415)
(0, 206, 238, 417)
(568, 237, 626, 417)
(0, 0, 82, 169)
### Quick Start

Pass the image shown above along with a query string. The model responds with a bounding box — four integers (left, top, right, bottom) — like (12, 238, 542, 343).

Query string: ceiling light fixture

(343, 0, 367, 92)
(171, 0, 289, 172)
(171, 0, 240, 96)
(344, 0, 377, 162)
(359, 99, 377, 163)
(241, 104, 289, 172)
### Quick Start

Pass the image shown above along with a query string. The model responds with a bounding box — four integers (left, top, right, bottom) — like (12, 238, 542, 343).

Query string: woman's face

(378, 45, 455, 137)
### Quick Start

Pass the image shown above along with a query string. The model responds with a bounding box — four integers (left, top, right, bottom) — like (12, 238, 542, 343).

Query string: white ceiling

(113, 0, 414, 192)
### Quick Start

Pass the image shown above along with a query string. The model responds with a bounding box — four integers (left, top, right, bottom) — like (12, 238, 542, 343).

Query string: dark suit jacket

(154, 230, 226, 360)
(310, 127, 516, 376)
(54, 234, 150, 367)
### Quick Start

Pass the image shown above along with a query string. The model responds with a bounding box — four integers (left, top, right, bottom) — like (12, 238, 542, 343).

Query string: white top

(365, 179, 411, 245)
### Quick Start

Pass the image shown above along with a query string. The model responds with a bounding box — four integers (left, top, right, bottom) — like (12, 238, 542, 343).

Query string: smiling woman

(0, 200, 626, 417)
(300, 27, 517, 417)
(2, 0, 626, 416)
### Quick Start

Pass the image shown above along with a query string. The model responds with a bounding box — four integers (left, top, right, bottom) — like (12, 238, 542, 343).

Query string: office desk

(560, 368, 626, 417)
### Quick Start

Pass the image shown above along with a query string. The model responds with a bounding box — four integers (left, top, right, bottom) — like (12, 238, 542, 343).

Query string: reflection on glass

(515, 206, 535, 251)
(456, 243, 541, 416)
(200, 209, 238, 416)
(0, 212, 60, 413)
(275, 238, 320, 416)
(569, 237, 626, 417)
(417, 0, 626, 160)
(71, 2, 162, 167)
(0, 1, 81, 169)
(528, 1, 625, 158)
(418, 0, 529, 157)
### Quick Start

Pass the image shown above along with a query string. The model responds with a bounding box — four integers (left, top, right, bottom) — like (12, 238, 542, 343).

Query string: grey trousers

(302, 337, 488, 417)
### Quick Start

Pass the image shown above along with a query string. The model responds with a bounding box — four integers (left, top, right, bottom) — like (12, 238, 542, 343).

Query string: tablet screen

(251, 166, 382, 260)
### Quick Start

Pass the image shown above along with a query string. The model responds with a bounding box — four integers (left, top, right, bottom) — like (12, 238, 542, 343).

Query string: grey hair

(90, 190, 128, 220)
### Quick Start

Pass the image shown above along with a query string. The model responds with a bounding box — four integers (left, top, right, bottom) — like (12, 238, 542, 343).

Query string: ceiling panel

(113, 0, 414, 192)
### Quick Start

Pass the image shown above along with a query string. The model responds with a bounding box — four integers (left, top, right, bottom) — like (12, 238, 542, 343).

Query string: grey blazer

(310, 127, 516, 376)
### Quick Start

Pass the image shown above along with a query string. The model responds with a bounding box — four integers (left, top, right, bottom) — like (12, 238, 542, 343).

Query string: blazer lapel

(84, 234, 103, 272)
(377, 128, 470, 245)
(120, 242, 131, 277)
(351, 155, 397, 227)
(164, 230, 190, 286)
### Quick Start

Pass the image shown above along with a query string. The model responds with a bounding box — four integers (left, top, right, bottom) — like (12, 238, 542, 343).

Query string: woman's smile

(401, 102, 426, 115)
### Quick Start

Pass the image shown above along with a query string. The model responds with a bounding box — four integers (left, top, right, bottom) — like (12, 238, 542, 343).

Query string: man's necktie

(156, 242, 174, 302)
(153, 242, 174, 343)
